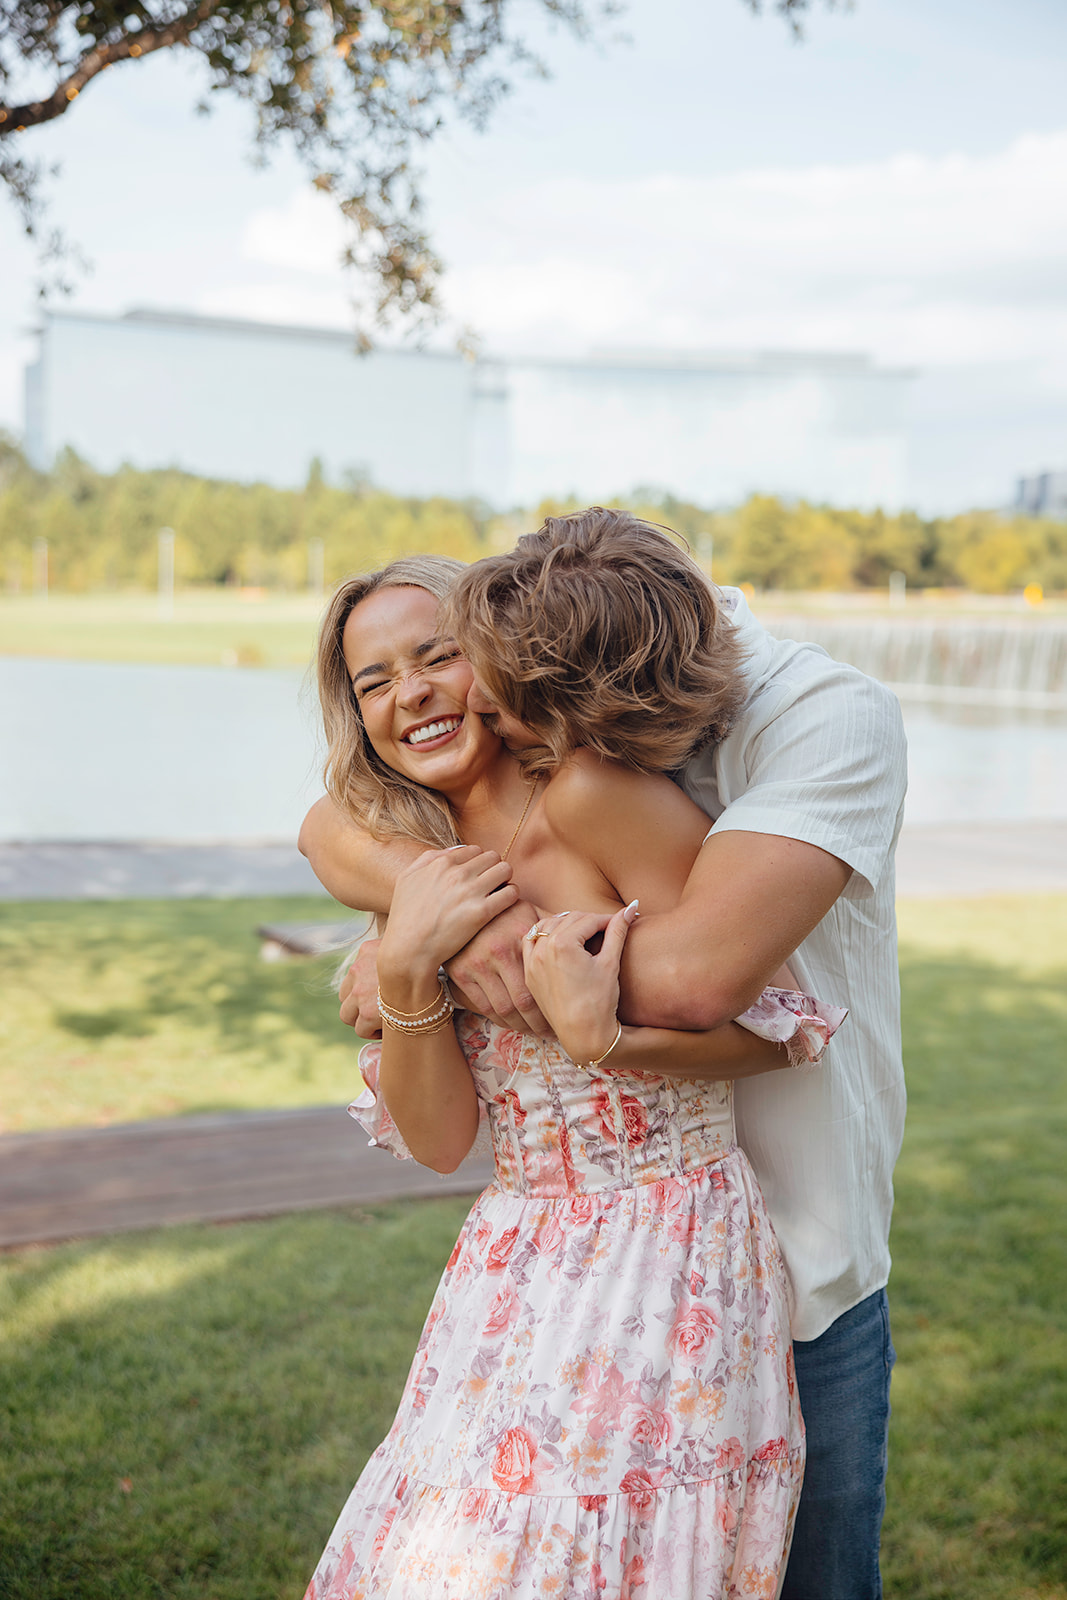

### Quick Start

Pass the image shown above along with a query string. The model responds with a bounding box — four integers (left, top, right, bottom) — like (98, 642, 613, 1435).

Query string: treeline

(1, 439, 1064, 595)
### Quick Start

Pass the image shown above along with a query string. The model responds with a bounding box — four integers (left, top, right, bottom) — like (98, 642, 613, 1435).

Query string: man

(300, 508, 907, 1599)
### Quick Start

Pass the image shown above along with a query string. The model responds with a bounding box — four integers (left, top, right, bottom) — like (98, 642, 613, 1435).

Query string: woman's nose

(396, 668, 433, 707)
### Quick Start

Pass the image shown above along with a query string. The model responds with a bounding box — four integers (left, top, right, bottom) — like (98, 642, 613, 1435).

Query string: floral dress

(305, 991, 845, 1600)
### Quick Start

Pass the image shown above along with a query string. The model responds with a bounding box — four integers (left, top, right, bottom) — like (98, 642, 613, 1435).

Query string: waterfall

(760, 617, 1067, 710)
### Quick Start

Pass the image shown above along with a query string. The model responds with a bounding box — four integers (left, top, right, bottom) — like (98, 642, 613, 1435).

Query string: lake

(2, 657, 1066, 841)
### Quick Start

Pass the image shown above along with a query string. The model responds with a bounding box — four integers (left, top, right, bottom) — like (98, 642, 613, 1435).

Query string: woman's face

(342, 585, 502, 793)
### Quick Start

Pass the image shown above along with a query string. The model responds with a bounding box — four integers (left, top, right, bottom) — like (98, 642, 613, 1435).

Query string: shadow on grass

(882, 945, 1067, 1599)
(36, 899, 348, 1061)
(0, 897, 361, 1127)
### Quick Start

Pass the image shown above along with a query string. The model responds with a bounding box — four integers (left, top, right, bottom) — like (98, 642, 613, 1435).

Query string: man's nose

(467, 681, 496, 715)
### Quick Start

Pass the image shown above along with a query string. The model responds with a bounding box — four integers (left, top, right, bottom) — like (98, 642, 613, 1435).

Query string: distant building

(1015, 471, 1067, 519)
(25, 307, 914, 509)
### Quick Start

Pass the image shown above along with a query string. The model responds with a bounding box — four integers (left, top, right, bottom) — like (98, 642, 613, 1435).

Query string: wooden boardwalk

(0, 1107, 494, 1249)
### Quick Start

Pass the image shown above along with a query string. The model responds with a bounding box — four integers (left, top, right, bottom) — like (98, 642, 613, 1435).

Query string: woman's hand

(378, 845, 518, 997)
(521, 902, 639, 1064)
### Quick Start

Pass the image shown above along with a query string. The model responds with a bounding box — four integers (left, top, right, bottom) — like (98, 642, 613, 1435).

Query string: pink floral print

(303, 1003, 837, 1599)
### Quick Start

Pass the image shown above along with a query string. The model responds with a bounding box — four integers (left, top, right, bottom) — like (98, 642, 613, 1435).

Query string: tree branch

(0, 1, 224, 135)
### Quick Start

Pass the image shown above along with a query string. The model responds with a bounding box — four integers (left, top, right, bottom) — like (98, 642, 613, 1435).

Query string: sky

(1, 0, 1066, 512)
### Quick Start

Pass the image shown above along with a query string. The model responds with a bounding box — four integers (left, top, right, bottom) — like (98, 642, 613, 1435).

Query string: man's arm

(298, 795, 424, 913)
(617, 829, 851, 1031)
(304, 796, 550, 1033)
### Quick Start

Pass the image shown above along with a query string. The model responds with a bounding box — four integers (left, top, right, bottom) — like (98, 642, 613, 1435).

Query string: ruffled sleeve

(347, 1035, 494, 1163)
(347, 1041, 414, 1161)
(733, 987, 848, 1070)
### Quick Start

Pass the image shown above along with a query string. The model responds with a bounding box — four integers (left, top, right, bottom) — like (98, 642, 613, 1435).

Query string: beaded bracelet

(377, 985, 455, 1036)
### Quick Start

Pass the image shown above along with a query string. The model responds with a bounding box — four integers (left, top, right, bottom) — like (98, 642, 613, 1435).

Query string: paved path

(1, 824, 1066, 900)
(0, 840, 329, 900)
(0, 1107, 494, 1249)
(894, 821, 1067, 895)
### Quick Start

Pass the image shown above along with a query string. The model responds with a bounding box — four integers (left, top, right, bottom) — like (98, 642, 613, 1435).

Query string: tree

(0, 0, 836, 326)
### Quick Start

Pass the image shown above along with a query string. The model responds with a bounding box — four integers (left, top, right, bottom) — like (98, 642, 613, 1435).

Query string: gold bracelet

(582, 1019, 623, 1070)
(376, 982, 446, 1019)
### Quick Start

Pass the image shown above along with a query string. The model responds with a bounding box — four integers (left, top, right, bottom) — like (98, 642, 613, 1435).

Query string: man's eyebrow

(349, 636, 455, 686)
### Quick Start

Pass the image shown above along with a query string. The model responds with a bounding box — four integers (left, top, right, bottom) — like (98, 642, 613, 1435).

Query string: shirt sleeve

(707, 658, 908, 898)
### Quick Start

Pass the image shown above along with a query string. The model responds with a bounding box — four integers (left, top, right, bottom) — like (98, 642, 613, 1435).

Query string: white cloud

(242, 189, 348, 275)
(429, 131, 1067, 370)
(235, 131, 1067, 376)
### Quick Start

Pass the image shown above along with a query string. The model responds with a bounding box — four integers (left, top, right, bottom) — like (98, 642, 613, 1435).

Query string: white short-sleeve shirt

(680, 589, 908, 1342)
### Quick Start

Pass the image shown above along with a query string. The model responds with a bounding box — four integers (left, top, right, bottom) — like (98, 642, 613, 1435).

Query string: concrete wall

(25, 309, 913, 509)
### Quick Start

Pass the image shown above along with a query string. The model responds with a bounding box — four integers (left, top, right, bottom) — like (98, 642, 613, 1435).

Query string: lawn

(1, 894, 1065, 1598)
(4, 589, 1058, 672)
(0, 897, 365, 1133)
(0, 591, 322, 668)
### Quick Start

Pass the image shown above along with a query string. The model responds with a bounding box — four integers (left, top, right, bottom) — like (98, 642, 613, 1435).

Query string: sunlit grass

(0, 591, 322, 668)
(0, 1200, 473, 1600)
(0, 898, 364, 1132)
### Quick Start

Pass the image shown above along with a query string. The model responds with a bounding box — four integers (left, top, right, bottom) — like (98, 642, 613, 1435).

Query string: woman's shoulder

(541, 750, 701, 835)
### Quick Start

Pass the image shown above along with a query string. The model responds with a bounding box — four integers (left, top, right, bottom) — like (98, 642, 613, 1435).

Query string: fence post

(32, 538, 48, 598)
(308, 537, 325, 599)
(889, 570, 906, 609)
(158, 528, 175, 620)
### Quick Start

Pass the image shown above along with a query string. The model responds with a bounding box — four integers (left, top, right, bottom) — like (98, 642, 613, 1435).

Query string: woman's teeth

(407, 718, 461, 746)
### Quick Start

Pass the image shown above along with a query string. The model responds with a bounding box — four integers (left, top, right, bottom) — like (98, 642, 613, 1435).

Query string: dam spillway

(761, 617, 1067, 710)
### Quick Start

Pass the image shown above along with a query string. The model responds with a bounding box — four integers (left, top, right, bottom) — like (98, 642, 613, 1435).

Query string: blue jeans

(780, 1288, 895, 1600)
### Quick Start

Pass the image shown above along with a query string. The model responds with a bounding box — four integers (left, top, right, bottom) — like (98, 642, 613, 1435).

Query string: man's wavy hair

(316, 555, 466, 849)
(444, 508, 747, 775)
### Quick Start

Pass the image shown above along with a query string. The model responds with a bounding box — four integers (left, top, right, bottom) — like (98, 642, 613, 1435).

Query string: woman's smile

(403, 714, 465, 750)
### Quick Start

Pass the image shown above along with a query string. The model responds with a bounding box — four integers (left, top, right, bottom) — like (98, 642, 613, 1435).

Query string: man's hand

(339, 939, 384, 1036)
(445, 900, 552, 1035)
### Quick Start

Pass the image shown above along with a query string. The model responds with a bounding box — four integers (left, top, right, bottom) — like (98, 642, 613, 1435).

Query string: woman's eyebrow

(350, 658, 388, 687)
(349, 636, 454, 686)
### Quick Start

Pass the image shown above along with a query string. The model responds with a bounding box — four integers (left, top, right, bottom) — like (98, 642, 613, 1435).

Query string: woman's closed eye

(353, 651, 463, 701)
(354, 677, 389, 701)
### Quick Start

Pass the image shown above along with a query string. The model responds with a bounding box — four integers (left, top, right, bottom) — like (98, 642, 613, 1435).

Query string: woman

(304, 556, 844, 1600)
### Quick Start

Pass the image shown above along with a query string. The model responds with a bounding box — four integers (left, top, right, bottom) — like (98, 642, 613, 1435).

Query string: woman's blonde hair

(444, 508, 747, 775)
(317, 555, 467, 848)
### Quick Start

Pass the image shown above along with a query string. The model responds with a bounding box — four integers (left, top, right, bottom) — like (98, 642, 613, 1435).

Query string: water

(2, 657, 1066, 841)
(0, 658, 323, 842)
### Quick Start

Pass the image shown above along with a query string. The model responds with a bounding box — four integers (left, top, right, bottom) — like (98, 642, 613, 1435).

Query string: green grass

(0, 898, 366, 1132)
(882, 897, 1067, 1598)
(0, 1199, 474, 1600)
(0, 895, 1065, 1598)
(0, 591, 321, 668)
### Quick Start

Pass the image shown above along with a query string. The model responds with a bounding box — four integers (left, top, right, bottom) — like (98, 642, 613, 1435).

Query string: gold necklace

(501, 779, 538, 861)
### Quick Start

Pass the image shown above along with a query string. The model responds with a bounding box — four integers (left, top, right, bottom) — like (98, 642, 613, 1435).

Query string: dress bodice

(352, 986, 845, 1200)
(455, 1014, 735, 1198)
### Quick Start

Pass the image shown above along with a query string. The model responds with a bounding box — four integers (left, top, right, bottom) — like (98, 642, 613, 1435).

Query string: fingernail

(624, 898, 640, 921)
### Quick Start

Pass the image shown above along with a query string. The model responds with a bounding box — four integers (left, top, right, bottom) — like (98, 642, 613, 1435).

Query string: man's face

(466, 677, 539, 749)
